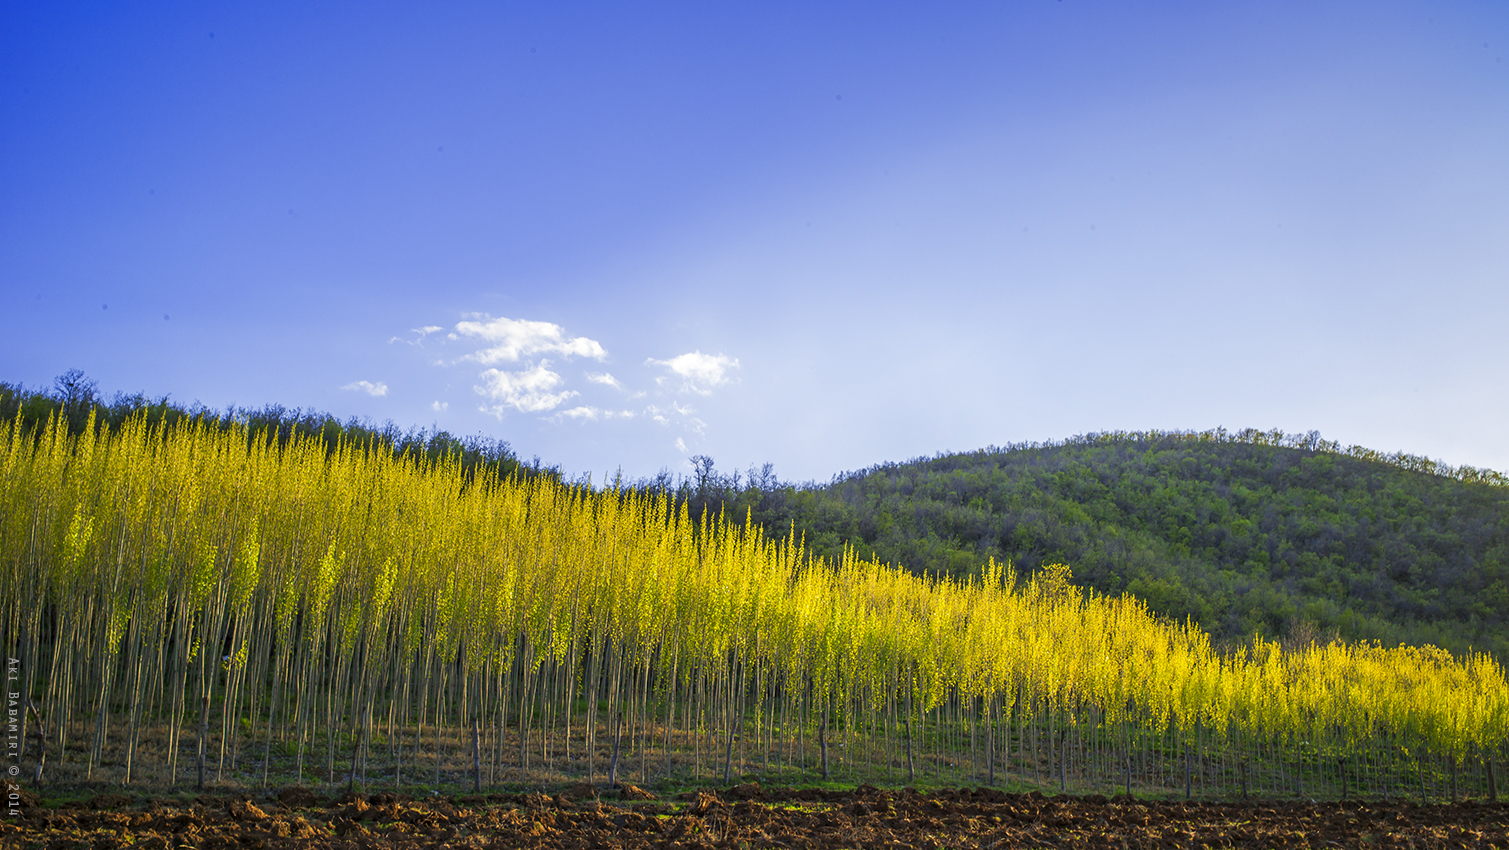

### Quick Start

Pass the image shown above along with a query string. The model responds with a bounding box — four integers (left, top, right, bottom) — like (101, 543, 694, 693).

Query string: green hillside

(723, 430, 1509, 660)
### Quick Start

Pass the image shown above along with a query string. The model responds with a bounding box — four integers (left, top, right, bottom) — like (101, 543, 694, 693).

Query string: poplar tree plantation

(2, 410, 1505, 801)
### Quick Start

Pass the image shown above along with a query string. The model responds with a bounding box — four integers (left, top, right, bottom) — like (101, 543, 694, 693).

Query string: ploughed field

(6, 784, 1508, 849)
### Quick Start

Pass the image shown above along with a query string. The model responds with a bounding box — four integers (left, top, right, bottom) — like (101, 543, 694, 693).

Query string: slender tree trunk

(261, 652, 285, 789)
(904, 714, 915, 784)
(970, 696, 978, 783)
(472, 717, 482, 793)
(986, 696, 995, 786)
(348, 719, 360, 795)
(819, 710, 830, 781)
(1032, 698, 1042, 792)
(1123, 711, 1131, 800)
(26, 701, 48, 785)
(196, 693, 210, 791)
(723, 721, 736, 785)
(607, 710, 623, 789)
(122, 622, 144, 785)
(662, 652, 678, 777)
(1184, 736, 1191, 800)
(1059, 726, 1069, 794)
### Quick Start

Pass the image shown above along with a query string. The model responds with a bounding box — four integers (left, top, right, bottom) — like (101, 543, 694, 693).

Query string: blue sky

(3, 1, 1506, 483)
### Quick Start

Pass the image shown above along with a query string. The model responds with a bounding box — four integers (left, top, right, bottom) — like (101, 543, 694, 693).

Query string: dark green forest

(7, 372, 1507, 662)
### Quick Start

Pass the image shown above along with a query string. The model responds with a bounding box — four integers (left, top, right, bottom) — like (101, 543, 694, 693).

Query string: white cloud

(631, 403, 717, 458)
(586, 371, 623, 390)
(341, 380, 388, 397)
(390, 326, 444, 345)
(431, 400, 448, 412)
(455, 316, 607, 365)
(646, 351, 739, 394)
(557, 405, 636, 422)
(644, 402, 705, 434)
(475, 360, 577, 416)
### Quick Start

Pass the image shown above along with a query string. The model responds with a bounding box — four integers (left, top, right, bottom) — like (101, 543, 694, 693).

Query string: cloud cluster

(433, 316, 608, 418)
(476, 360, 576, 415)
(455, 316, 607, 364)
(342, 380, 389, 397)
(646, 401, 705, 434)
(646, 351, 739, 394)
(395, 313, 741, 458)
(389, 326, 443, 346)
(558, 406, 636, 421)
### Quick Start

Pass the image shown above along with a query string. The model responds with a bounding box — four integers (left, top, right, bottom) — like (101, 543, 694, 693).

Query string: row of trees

(2, 408, 1505, 799)
(9, 372, 1506, 661)
(0, 371, 552, 485)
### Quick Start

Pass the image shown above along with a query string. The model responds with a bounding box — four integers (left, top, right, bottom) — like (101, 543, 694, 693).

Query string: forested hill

(717, 430, 1509, 661)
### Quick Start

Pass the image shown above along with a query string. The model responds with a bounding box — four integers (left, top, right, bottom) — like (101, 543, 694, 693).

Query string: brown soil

(4, 785, 1506, 849)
